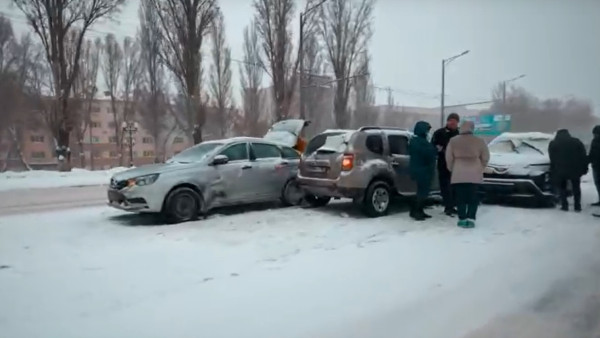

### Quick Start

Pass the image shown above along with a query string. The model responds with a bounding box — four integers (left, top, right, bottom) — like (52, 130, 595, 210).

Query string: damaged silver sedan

(107, 137, 303, 223)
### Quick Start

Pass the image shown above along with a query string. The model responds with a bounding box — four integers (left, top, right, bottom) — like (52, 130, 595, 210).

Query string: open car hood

(263, 119, 308, 147)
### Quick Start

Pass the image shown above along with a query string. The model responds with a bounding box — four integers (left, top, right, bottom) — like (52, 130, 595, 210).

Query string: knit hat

(447, 113, 460, 122)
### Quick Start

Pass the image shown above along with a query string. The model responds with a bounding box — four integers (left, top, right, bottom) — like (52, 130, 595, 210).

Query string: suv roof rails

(358, 126, 408, 132)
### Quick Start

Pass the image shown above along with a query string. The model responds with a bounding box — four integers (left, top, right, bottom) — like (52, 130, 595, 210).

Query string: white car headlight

(128, 174, 160, 187)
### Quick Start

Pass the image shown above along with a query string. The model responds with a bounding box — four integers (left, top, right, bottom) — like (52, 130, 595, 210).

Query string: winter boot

(560, 201, 569, 211)
(444, 207, 457, 216)
(574, 203, 582, 212)
(410, 202, 426, 221)
(457, 219, 468, 228)
(466, 219, 476, 228)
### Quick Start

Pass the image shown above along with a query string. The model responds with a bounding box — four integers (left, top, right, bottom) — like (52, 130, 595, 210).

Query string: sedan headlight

(127, 174, 160, 187)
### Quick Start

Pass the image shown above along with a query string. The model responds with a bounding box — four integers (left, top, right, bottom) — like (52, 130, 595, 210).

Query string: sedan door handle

(242, 165, 253, 170)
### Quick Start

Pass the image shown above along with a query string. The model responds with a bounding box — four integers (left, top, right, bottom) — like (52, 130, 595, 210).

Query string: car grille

(484, 172, 550, 191)
(110, 178, 128, 190)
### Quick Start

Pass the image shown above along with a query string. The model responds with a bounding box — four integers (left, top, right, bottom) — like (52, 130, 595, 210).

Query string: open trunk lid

(263, 119, 308, 147)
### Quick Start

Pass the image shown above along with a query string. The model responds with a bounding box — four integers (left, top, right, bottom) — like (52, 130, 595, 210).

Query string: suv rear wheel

(363, 181, 392, 217)
(305, 195, 331, 208)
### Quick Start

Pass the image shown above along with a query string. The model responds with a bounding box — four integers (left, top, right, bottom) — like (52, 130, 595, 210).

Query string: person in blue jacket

(408, 121, 437, 221)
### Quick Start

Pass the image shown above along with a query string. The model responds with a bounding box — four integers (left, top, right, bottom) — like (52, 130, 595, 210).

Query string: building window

(109, 151, 118, 158)
(108, 121, 116, 128)
(173, 136, 184, 144)
(30, 135, 44, 143)
(143, 150, 154, 157)
(90, 121, 101, 128)
(93, 151, 101, 159)
(31, 151, 46, 159)
(91, 136, 101, 144)
(132, 151, 138, 158)
(108, 136, 118, 143)
(143, 137, 153, 144)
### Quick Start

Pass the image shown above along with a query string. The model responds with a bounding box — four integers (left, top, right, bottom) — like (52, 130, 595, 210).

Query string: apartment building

(1, 99, 191, 171)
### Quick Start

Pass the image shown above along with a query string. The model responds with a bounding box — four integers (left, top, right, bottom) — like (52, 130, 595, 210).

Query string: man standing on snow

(409, 121, 437, 221)
(548, 129, 588, 212)
(588, 125, 600, 206)
(432, 113, 460, 216)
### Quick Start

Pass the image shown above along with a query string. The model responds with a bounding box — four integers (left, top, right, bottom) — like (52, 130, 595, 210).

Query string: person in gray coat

(445, 121, 490, 228)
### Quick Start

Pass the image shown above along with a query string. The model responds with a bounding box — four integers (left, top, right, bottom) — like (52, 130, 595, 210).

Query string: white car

(481, 132, 556, 206)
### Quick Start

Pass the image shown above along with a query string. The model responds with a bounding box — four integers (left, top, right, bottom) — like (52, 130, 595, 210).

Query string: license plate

(310, 166, 326, 173)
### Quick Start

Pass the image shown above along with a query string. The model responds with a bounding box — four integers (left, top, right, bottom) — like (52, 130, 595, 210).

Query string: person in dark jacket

(589, 125, 600, 206)
(409, 121, 437, 221)
(548, 129, 588, 211)
(431, 113, 460, 216)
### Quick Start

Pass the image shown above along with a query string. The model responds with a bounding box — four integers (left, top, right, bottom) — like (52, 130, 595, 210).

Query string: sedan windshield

(488, 138, 549, 155)
(168, 142, 223, 163)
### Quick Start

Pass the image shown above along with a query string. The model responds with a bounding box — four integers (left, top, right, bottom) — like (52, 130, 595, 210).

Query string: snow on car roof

(495, 132, 554, 140)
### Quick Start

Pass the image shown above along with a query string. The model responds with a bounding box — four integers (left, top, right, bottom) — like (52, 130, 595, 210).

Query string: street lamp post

(299, 0, 329, 120)
(121, 121, 138, 167)
(502, 74, 526, 104)
(440, 50, 469, 127)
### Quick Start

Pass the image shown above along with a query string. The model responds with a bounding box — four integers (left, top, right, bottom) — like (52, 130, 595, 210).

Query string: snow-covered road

(1, 194, 599, 338)
(0, 185, 107, 216)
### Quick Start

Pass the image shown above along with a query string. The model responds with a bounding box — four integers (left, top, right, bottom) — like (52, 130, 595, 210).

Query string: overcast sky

(2, 0, 599, 111)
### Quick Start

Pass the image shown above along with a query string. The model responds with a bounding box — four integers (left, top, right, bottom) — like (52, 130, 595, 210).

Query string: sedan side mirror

(212, 154, 229, 165)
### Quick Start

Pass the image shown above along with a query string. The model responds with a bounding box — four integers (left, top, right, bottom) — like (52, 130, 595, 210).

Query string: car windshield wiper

(522, 142, 544, 155)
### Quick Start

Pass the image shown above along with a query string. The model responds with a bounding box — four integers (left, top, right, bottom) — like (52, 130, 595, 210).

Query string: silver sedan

(107, 137, 304, 223)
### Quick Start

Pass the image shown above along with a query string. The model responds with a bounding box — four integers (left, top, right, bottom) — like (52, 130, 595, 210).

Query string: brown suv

(297, 127, 439, 217)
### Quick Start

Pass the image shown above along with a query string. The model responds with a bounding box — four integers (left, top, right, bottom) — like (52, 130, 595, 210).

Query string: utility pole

(501, 74, 526, 105)
(299, 0, 329, 120)
(440, 50, 470, 127)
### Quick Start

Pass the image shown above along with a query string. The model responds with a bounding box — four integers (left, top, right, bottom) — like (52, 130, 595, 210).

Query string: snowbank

(0, 167, 130, 191)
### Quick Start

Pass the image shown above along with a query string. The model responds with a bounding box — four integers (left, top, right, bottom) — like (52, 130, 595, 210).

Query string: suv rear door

(387, 133, 416, 194)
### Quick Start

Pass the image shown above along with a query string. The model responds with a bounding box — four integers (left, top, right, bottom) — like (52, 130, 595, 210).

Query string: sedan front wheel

(164, 187, 201, 224)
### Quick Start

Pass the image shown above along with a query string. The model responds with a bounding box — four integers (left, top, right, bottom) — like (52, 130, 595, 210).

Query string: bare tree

(240, 21, 263, 136)
(149, 0, 219, 144)
(13, 0, 125, 170)
(486, 85, 597, 134)
(351, 51, 374, 128)
(101, 33, 124, 165)
(0, 17, 33, 171)
(120, 36, 142, 164)
(318, 0, 374, 128)
(138, 0, 169, 161)
(302, 32, 328, 134)
(209, 11, 233, 138)
(253, 0, 299, 121)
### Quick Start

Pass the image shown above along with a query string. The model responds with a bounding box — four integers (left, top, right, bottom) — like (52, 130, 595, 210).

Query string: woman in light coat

(445, 121, 490, 228)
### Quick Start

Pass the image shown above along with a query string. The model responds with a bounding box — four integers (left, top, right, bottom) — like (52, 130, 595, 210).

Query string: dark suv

(297, 127, 439, 217)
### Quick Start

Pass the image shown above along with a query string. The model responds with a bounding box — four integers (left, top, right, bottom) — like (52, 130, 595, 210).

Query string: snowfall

(0, 167, 129, 191)
(0, 171, 599, 337)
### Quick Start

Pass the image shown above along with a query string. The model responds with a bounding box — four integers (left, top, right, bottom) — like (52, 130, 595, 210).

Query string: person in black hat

(431, 113, 460, 216)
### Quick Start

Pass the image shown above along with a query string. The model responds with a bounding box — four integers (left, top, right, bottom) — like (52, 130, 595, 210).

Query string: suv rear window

(305, 132, 346, 154)
(388, 135, 408, 155)
(366, 135, 384, 154)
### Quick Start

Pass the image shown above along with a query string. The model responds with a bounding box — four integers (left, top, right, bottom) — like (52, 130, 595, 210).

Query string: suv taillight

(341, 154, 354, 171)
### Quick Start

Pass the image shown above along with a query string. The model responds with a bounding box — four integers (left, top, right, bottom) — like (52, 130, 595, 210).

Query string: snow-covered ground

(0, 167, 129, 191)
(1, 183, 600, 338)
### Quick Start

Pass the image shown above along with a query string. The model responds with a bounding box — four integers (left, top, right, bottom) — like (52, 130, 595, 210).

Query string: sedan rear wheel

(164, 187, 201, 224)
(281, 179, 304, 206)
